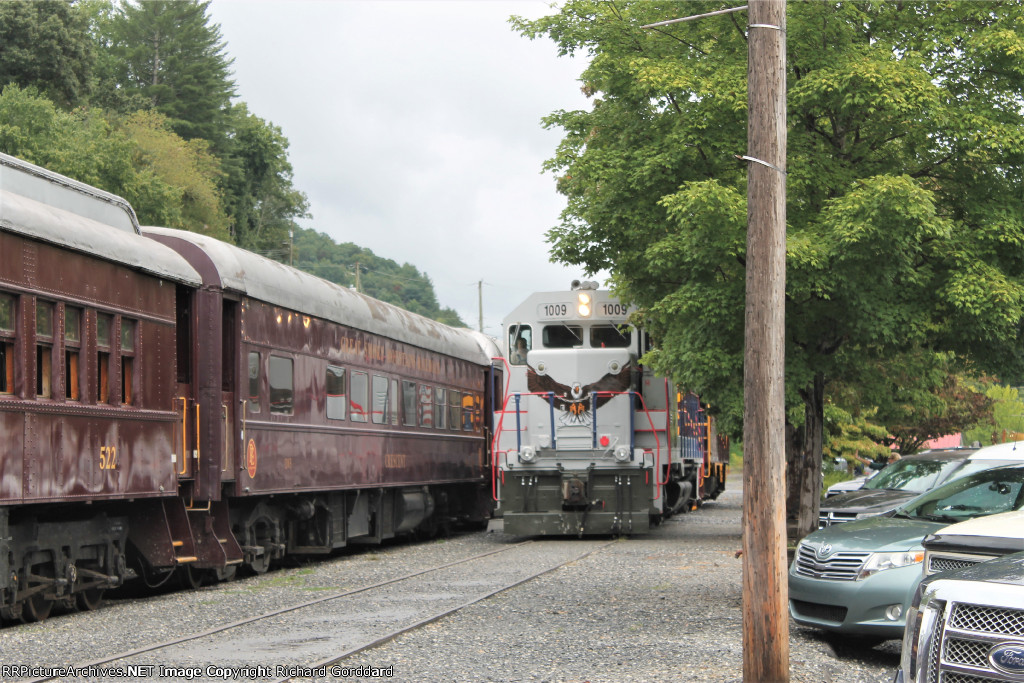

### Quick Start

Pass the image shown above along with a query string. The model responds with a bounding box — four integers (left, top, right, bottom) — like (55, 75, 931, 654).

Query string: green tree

(965, 384, 1024, 446)
(220, 103, 309, 253)
(516, 1, 1024, 537)
(291, 228, 467, 326)
(100, 0, 235, 146)
(0, 85, 227, 237)
(118, 109, 230, 239)
(0, 0, 94, 109)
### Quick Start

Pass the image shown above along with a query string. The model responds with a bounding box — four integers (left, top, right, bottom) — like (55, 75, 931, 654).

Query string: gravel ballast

(0, 476, 900, 682)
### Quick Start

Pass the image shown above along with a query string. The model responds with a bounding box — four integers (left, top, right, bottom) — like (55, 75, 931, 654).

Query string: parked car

(820, 442, 1024, 527)
(897, 550, 1024, 682)
(825, 473, 873, 497)
(922, 507, 1024, 576)
(790, 462, 1024, 640)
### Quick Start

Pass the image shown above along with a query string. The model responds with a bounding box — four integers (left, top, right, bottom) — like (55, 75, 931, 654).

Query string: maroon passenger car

(0, 153, 203, 620)
(144, 227, 497, 576)
(0, 152, 497, 623)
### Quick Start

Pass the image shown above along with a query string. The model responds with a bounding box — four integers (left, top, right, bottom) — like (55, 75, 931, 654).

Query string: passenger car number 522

(99, 446, 118, 470)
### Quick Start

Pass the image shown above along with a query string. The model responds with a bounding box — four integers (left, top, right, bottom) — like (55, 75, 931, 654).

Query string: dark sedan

(819, 445, 1024, 528)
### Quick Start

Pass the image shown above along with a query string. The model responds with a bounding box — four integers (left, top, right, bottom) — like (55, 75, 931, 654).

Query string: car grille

(950, 603, 1024, 637)
(926, 555, 983, 576)
(794, 544, 870, 581)
(818, 510, 859, 528)
(924, 602, 1024, 683)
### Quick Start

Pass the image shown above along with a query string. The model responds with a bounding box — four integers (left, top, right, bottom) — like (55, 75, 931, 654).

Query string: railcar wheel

(21, 592, 54, 623)
(75, 588, 104, 611)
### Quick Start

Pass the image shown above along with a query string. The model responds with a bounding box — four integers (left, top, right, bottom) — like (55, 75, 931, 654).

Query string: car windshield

(864, 457, 966, 493)
(896, 465, 1024, 524)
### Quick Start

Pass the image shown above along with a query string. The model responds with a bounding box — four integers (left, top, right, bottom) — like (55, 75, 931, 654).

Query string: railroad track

(16, 537, 614, 683)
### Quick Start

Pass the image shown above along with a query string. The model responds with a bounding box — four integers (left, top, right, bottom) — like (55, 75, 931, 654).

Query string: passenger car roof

(0, 153, 200, 286)
(142, 226, 491, 364)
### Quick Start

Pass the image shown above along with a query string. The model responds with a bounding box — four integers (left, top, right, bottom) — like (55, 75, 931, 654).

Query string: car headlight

(854, 511, 884, 520)
(858, 550, 924, 580)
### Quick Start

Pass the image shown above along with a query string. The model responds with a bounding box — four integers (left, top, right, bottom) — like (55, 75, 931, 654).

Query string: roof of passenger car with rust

(0, 153, 200, 286)
(142, 226, 491, 363)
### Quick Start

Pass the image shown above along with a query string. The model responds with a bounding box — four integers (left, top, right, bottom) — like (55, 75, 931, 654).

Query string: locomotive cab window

(349, 371, 368, 422)
(543, 324, 583, 348)
(590, 325, 631, 348)
(96, 313, 112, 403)
(120, 318, 136, 405)
(65, 306, 82, 401)
(268, 356, 294, 414)
(0, 293, 14, 395)
(326, 365, 346, 420)
(247, 352, 261, 413)
(508, 326, 532, 365)
(36, 300, 54, 398)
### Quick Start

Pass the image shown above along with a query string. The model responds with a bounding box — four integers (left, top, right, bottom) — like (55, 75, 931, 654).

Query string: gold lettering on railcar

(384, 453, 407, 469)
(99, 445, 118, 470)
(283, 457, 293, 470)
(336, 336, 443, 375)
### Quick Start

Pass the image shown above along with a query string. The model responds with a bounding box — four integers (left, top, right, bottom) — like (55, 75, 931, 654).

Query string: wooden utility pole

(478, 280, 484, 332)
(742, 0, 788, 681)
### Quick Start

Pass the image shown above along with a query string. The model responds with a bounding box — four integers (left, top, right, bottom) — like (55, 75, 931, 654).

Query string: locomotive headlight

(519, 446, 537, 463)
(577, 292, 592, 317)
(614, 446, 631, 462)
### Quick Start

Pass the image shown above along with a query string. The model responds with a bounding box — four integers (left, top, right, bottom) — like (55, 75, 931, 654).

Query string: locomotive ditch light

(519, 446, 537, 463)
(577, 292, 592, 317)
(614, 446, 631, 462)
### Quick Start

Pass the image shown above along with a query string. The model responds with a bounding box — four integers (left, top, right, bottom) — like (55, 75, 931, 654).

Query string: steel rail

(20, 540, 536, 683)
(270, 540, 618, 683)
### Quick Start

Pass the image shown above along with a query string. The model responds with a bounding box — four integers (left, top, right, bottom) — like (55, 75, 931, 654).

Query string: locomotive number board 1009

(535, 302, 632, 319)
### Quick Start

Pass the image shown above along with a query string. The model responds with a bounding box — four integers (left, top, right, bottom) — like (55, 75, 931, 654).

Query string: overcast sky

(206, 0, 596, 337)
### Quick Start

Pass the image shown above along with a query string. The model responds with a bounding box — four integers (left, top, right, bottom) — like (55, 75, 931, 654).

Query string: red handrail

(490, 377, 667, 502)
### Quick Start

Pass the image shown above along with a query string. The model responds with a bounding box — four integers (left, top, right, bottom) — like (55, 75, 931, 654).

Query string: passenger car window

(247, 352, 261, 412)
(0, 293, 14, 394)
(435, 387, 447, 429)
(402, 380, 417, 426)
(350, 371, 368, 422)
(326, 365, 346, 420)
(268, 356, 294, 414)
(36, 300, 54, 398)
(372, 375, 389, 424)
(65, 306, 81, 401)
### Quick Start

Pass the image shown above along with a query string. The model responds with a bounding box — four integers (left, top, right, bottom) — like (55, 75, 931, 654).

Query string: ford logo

(990, 642, 1024, 674)
(815, 543, 833, 560)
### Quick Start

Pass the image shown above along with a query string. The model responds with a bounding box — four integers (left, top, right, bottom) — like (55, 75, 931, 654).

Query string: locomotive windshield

(590, 325, 631, 348)
(543, 324, 583, 348)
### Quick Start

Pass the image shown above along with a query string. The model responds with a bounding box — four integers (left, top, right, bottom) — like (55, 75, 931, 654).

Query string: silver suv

(897, 551, 1024, 682)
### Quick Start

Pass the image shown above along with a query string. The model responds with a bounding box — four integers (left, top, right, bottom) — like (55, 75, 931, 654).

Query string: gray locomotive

(492, 282, 728, 536)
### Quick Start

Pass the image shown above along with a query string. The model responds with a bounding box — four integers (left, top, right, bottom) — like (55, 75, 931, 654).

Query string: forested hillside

(0, 0, 463, 326)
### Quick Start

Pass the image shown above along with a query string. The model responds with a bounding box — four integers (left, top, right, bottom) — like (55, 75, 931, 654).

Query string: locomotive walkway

(0, 476, 899, 682)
